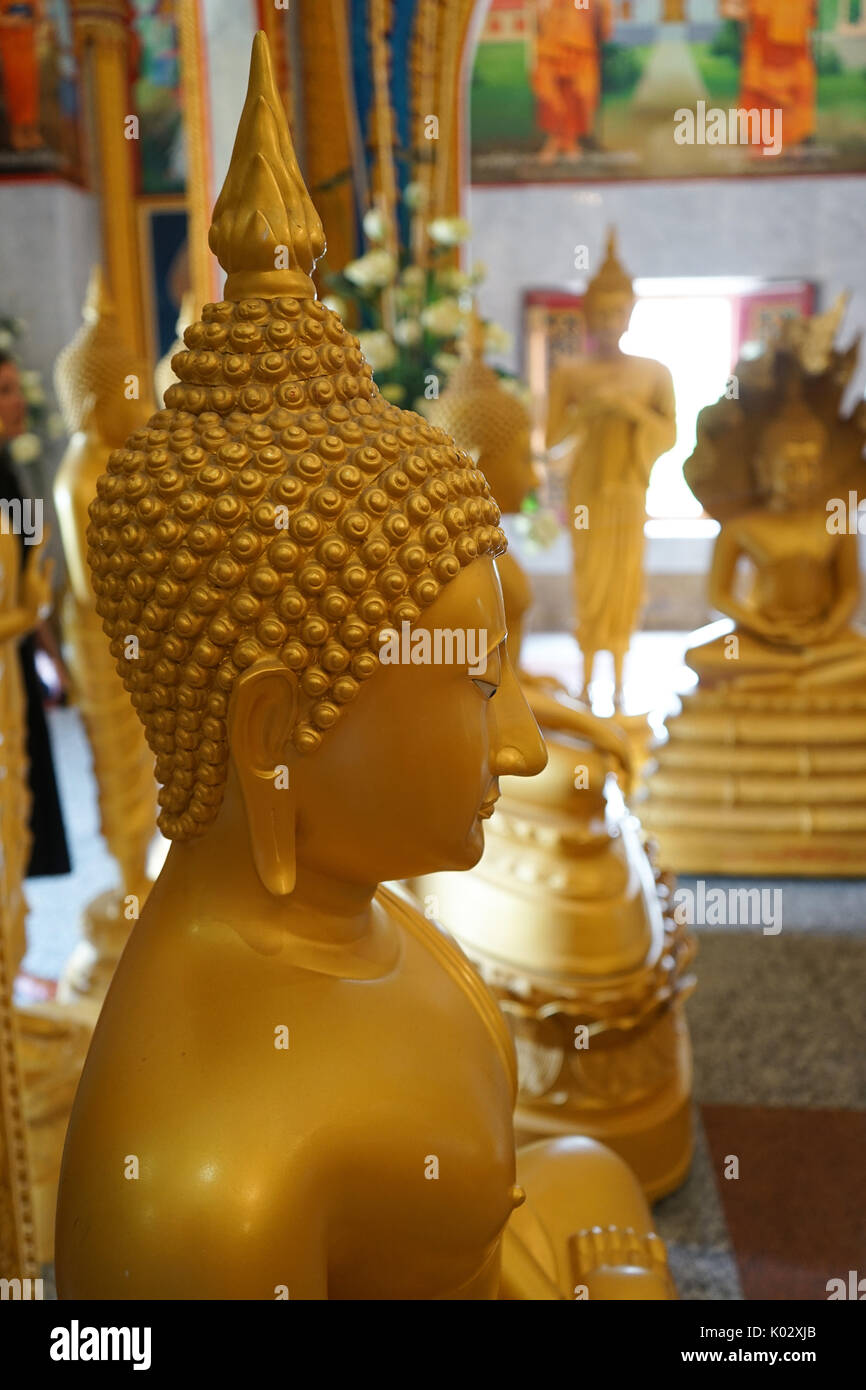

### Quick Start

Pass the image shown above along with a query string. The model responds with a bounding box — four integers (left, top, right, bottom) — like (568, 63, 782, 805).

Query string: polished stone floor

(19, 631, 866, 1300)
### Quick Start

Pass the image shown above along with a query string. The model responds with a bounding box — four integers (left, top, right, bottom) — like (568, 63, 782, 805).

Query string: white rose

(362, 207, 388, 244)
(428, 216, 472, 247)
(484, 322, 512, 356)
(400, 265, 426, 291)
(10, 432, 41, 465)
(344, 250, 397, 289)
(403, 181, 427, 211)
(393, 318, 422, 347)
(0, 329, 13, 351)
(432, 351, 460, 375)
(421, 297, 464, 338)
(436, 268, 471, 294)
(357, 330, 397, 372)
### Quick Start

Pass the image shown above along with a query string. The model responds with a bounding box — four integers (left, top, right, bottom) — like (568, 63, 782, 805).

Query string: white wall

(468, 174, 866, 399)
(0, 181, 100, 392)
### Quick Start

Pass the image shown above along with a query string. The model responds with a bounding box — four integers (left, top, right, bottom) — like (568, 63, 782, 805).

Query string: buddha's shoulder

(378, 884, 518, 1095)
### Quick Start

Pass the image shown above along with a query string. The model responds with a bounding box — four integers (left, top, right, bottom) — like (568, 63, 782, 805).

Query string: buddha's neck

(158, 775, 379, 952)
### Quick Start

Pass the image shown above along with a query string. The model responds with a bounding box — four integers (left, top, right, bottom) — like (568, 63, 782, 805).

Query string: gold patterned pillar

(296, 0, 358, 280)
(71, 0, 146, 358)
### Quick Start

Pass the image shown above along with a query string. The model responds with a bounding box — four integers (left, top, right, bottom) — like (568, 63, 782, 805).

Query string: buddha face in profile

(759, 404, 827, 511)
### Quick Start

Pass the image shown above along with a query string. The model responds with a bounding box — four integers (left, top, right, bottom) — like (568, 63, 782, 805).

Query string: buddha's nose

(494, 740, 546, 777)
(490, 662, 548, 780)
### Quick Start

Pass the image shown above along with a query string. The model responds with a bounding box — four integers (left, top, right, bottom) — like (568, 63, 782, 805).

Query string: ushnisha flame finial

(82, 263, 114, 321)
(585, 225, 634, 307)
(208, 31, 326, 301)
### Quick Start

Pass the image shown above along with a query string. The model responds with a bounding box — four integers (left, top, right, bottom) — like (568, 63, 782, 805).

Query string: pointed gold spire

(208, 31, 326, 301)
(461, 302, 487, 361)
(82, 263, 114, 322)
(585, 225, 634, 307)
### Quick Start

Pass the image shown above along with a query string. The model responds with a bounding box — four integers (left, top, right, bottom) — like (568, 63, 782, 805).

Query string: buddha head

(757, 392, 828, 510)
(429, 309, 537, 514)
(583, 229, 635, 356)
(86, 33, 545, 898)
(55, 266, 154, 448)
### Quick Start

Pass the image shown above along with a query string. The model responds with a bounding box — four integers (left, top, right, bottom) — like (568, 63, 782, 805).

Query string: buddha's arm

(503, 1138, 675, 1300)
(0, 604, 37, 643)
(545, 366, 583, 456)
(624, 364, 678, 482)
(708, 525, 769, 636)
(820, 533, 861, 636)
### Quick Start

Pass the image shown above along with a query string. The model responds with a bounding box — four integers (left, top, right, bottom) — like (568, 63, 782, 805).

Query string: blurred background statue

(643, 304, 866, 875)
(546, 230, 677, 708)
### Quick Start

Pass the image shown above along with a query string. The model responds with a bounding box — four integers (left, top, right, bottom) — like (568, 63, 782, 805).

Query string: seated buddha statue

(418, 311, 695, 1202)
(644, 330, 866, 877)
(55, 33, 675, 1300)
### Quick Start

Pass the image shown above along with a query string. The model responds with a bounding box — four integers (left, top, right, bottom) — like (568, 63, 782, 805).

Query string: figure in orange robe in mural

(532, 0, 613, 162)
(0, 0, 44, 151)
(737, 0, 817, 151)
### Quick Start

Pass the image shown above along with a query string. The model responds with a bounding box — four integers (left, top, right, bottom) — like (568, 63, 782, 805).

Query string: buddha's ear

(228, 662, 299, 897)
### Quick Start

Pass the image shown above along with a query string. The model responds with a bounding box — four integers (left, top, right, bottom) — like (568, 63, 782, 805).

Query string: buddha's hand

(22, 537, 54, 628)
(571, 1226, 674, 1301)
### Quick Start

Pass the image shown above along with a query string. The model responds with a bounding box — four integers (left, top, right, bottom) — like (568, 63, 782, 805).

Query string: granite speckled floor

(18, 631, 866, 1300)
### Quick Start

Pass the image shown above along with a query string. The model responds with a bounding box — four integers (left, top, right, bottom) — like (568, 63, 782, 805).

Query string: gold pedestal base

(644, 685, 866, 877)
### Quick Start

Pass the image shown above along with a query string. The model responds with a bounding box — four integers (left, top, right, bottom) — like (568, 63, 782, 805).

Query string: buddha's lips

(478, 794, 499, 820)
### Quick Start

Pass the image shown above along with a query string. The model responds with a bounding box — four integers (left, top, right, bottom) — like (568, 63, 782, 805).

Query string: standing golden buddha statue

(53, 268, 159, 1010)
(643, 316, 866, 875)
(418, 315, 695, 1201)
(0, 434, 84, 1264)
(546, 231, 677, 707)
(56, 33, 675, 1300)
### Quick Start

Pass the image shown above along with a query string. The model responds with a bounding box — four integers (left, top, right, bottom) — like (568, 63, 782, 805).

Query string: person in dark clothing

(0, 350, 70, 877)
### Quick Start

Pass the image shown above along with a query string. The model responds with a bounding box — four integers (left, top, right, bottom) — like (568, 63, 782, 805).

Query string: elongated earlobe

(229, 664, 299, 896)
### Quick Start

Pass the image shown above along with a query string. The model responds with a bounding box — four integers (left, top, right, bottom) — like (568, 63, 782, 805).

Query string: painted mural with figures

(471, 0, 866, 182)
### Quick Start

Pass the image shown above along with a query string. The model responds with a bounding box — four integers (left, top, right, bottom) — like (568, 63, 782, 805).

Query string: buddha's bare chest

(737, 511, 836, 566)
(274, 959, 517, 1295)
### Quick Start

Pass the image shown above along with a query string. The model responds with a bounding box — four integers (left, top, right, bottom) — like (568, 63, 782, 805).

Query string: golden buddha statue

(546, 230, 677, 708)
(0, 433, 91, 1265)
(53, 268, 159, 1012)
(643, 320, 866, 876)
(421, 316, 695, 1201)
(56, 33, 675, 1300)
